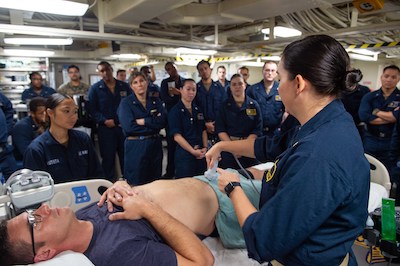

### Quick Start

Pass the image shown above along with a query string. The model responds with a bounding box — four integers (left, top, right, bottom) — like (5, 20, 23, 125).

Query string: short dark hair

(196, 60, 210, 70)
(67, 65, 79, 72)
(116, 69, 126, 75)
(140, 66, 150, 73)
(97, 61, 112, 71)
(0, 220, 35, 265)
(46, 93, 73, 110)
(383, 65, 400, 73)
(29, 97, 46, 112)
(182, 78, 196, 87)
(29, 72, 42, 81)
(238, 66, 249, 72)
(217, 65, 226, 71)
(230, 73, 243, 80)
(164, 61, 175, 69)
(281, 34, 351, 97)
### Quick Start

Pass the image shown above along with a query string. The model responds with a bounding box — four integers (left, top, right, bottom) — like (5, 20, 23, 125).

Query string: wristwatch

(224, 182, 241, 197)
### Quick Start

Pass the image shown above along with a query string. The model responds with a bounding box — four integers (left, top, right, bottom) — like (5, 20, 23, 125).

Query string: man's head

(0, 205, 78, 265)
(67, 65, 81, 82)
(165, 62, 178, 78)
(238, 66, 249, 83)
(381, 65, 400, 91)
(196, 60, 212, 81)
(262, 61, 278, 83)
(116, 69, 127, 81)
(29, 72, 43, 90)
(29, 97, 47, 126)
(217, 66, 227, 82)
(140, 66, 152, 80)
(97, 61, 114, 82)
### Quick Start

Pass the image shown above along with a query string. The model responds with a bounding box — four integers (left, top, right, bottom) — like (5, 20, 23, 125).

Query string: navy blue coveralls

(359, 87, 400, 172)
(0, 92, 14, 133)
(195, 80, 226, 145)
(21, 85, 56, 103)
(341, 84, 370, 138)
(118, 93, 166, 185)
(23, 129, 103, 183)
(0, 108, 17, 179)
(390, 111, 400, 204)
(11, 116, 41, 161)
(246, 80, 284, 137)
(215, 94, 262, 169)
(160, 75, 185, 177)
(247, 99, 369, 265)
(216, 79, 230, 94)
(88, 79, 131, 181)
(168, 100, 206, 178)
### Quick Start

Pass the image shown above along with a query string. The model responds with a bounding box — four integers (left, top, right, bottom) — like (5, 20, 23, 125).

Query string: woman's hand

(217, 168, 240, 194)
(205, 142, 221, 168)
(192, 148, 207, 159)
(98, 180, 135, 212)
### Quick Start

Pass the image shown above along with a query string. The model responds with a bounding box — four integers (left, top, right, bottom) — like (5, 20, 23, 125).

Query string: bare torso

(137, 178, 219, 236)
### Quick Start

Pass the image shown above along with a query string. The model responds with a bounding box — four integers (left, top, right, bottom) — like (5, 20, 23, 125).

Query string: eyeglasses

(26, 210, 43, 257)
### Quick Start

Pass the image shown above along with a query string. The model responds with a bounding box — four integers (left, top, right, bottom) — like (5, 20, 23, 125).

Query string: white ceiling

(0, 0, 399, 62)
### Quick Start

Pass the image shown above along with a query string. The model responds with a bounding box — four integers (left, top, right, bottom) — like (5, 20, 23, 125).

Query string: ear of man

(34, 248, 57, 263)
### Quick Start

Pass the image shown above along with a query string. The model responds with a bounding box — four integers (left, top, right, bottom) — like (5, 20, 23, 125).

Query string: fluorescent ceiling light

(176, 47, 217, 56)
(3, 49, 54, 57)
(349, 53, 377, 61)
(0, 0, 89, 16)
(180, 54, 210, 60)
(110, 54, 141, 60)
(347, 48, 379, 56)
(4, 37, 73, 45)
(260, 55, 281, 61)
(241, 61, 265, 67)
(261, 26, 302, 38)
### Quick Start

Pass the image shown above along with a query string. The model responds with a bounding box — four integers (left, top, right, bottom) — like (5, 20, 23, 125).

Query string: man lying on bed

(0, 169, 263, 266)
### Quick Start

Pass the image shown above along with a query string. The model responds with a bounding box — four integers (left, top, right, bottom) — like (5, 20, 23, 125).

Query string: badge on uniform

(150, 109, 158, 116)
(197, 113, 204, 120)
(265, 159, 279, 183)
(388, 101, 400, 108)
(149, 91, 160, 98)
(120, 91, 127, 97)
(275, 95, 282, 101)
(246, 109, 257, 116)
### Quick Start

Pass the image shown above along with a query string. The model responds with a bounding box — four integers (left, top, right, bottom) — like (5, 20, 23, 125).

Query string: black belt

(367, 130, 389, 138)
(127, 134, 159, 140)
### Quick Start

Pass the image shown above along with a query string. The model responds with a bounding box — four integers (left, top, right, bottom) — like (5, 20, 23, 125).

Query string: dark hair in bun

(281, 34, 350, 97)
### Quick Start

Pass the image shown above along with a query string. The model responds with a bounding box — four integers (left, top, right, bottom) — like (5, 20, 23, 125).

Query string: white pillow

(24, 251, 94, 266)
(368, 182, 389, 213)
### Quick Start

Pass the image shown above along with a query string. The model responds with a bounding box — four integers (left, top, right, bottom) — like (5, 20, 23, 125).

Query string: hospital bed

(0, 154, 390, 266)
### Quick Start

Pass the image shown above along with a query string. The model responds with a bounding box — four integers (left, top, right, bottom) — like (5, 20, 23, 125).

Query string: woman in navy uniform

(21, 72, 56, 103)
(215, 74, 262, 169)
(118, 72, 166, 185)
(206, 35, 369, 265)
(23, 93, 103, 183)
(168, 79, 208, 178)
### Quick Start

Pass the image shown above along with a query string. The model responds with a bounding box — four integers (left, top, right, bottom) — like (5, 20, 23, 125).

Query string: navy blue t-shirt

(77, 203, 177, 266)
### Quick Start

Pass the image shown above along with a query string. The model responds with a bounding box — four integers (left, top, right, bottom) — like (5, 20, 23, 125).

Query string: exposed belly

(140, 178, 219, 235)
